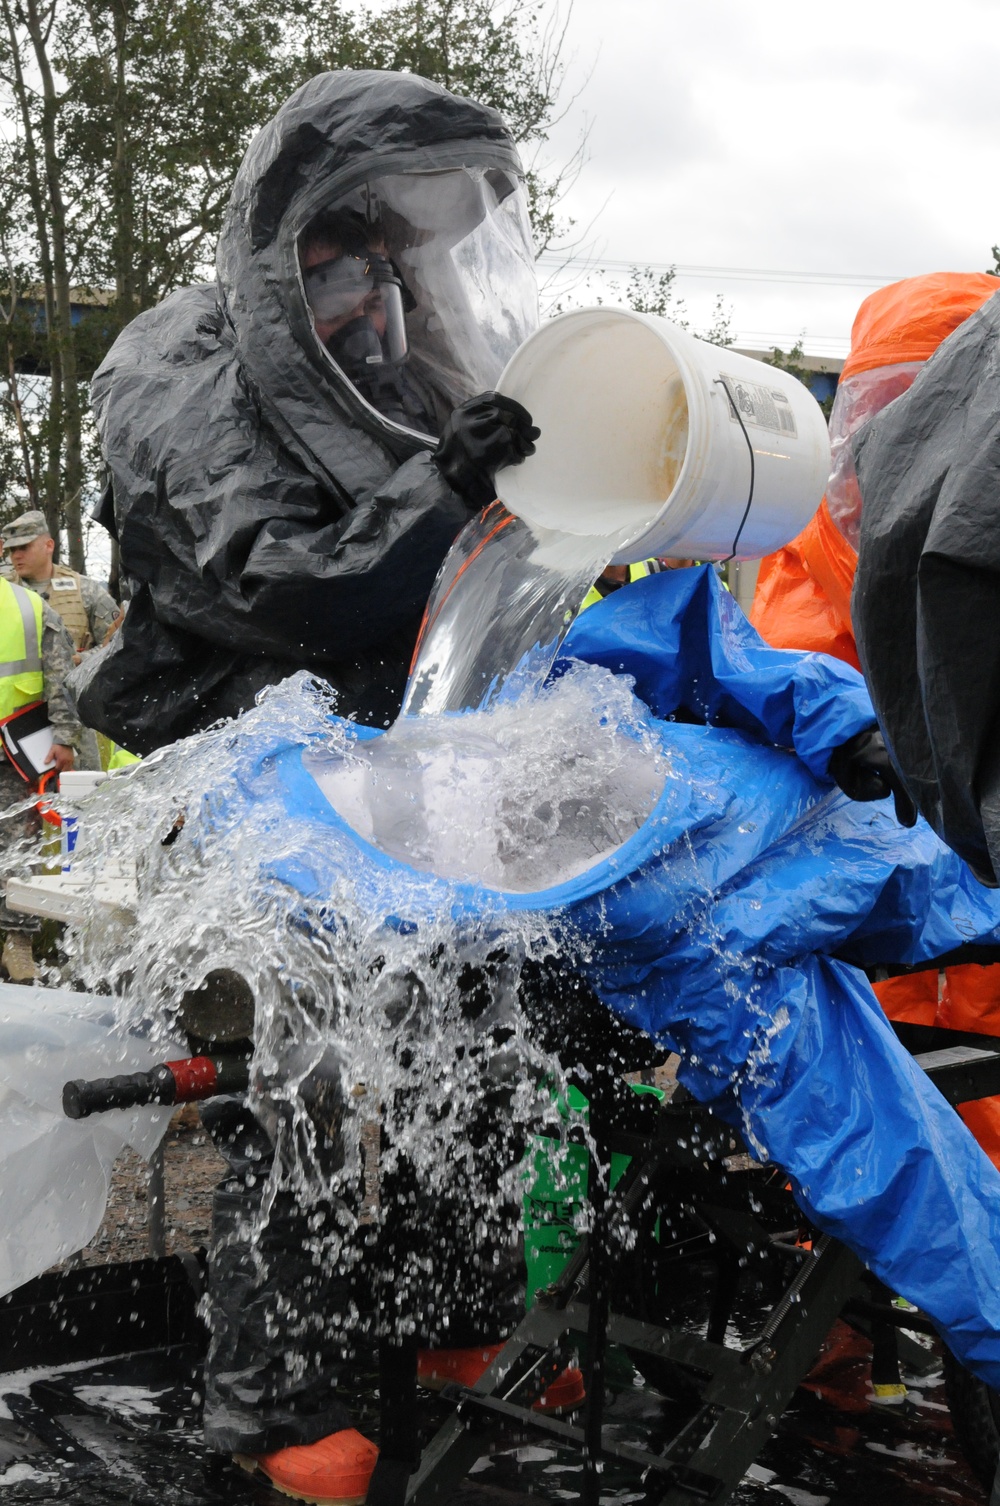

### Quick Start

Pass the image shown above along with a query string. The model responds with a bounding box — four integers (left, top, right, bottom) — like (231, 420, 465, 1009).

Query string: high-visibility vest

(107, 744, 141, 769)
(580, 559, 662, 612)
(0, 577, 43, 720)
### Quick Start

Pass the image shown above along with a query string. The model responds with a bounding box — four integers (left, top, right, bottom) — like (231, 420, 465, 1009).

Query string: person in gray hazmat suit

(78, 69, 556, 1504)
(851, 288, 1000, 887)
(77, 68, 539, 756)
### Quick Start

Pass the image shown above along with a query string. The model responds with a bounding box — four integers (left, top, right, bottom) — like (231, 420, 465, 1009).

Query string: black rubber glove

(828, 727, 918, 827)
(433, 391, 540, 510)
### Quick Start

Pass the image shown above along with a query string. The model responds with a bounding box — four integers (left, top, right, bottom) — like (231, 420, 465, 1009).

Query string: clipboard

(0, 700, 55, 785)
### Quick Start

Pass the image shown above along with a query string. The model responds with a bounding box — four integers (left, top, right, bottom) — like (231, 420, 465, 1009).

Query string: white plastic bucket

(496, 308, 831, 562)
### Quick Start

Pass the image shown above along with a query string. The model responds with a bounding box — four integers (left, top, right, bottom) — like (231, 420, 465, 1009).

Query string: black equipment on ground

(401, 1031, 1000, 1505)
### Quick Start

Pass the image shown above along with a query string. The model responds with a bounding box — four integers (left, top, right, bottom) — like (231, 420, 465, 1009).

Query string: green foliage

(58, 0, 316, 311)
(694, 293, 734, 349)
(358, 1, 555, 139)
(619, 265, 686, 321)
(986, 244, 1000, 277)
(763, 337, 833, 418)
(762, 336, 808, 379)
(552, 262, 734, 347)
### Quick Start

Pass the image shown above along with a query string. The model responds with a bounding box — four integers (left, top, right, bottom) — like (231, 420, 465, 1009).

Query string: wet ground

(0, 1314, 988, 1502)
(0, 1119, 990, 1503)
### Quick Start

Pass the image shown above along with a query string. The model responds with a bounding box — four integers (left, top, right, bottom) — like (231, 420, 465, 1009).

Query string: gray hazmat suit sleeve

(203, 450, 468, 659)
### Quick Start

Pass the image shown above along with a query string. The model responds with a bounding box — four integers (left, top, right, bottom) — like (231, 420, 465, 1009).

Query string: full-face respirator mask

(298, 169, 539, 437)
(302, 230, 422, 424)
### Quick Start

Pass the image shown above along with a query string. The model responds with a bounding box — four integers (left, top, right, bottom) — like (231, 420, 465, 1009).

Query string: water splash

(401, 505, 611, 718)
(1, 499, 729, 1360)
(19, 675, 660, 1337)
(310, 661, 668, 891)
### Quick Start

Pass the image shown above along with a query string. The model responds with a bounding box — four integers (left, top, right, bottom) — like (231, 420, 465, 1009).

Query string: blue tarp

(251, 566, 1000, 1386)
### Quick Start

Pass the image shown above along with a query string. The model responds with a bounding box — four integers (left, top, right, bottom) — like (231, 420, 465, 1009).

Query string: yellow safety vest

(0, 577, 44, 720)
(107, 744, 141, 769)
(580, 559, 661, 612)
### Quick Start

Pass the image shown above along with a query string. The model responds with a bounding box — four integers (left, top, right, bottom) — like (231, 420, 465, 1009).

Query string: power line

(538, 254, 906, 288)
(736, 344, 849, 360)
(735, 330, 847, 345)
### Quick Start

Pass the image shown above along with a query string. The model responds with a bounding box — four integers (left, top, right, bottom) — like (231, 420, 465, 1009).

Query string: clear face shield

(825, 361, 922, 550)
(298, 166, 539, 436)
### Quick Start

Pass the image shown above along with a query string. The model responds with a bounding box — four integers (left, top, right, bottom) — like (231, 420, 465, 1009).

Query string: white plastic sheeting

(0, 984, 178, 1297)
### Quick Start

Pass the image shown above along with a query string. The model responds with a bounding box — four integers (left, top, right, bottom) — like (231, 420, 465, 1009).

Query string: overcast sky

(539, 0, 1000, 356)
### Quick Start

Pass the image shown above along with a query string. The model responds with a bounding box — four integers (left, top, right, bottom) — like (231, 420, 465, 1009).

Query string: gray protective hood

(218, 68, 525, 503)
(81, 71, 529, 754)
(853, 290, 1000, 883)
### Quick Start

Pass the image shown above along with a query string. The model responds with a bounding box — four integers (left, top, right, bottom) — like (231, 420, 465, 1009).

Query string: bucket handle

(714, 377, 756, 561)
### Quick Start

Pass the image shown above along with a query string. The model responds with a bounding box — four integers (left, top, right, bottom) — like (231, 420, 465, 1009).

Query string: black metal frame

(400, 1093, 860, 1504)
(395, 1024, 1000, 1505)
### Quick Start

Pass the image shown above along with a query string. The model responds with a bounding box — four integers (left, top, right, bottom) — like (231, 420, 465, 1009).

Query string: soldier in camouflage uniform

(0, 595, 81, 980)
(5, 511, 118, 770)
(5, 511, 118, 651)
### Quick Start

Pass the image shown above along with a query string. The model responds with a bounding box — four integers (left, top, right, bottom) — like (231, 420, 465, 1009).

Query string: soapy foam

(310, 662, 667, 892)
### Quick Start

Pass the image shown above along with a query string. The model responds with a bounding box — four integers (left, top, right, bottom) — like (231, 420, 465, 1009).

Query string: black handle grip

(62, 1065, 176, 1120)
(62, 1054, 251, 1120)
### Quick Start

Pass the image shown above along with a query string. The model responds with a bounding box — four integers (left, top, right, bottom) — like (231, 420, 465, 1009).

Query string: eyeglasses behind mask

(300, 212, 432, 432)
(303, 249, 408, 364)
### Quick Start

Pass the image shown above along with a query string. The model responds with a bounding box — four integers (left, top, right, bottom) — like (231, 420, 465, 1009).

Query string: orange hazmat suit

(752, 272, 1000, 664)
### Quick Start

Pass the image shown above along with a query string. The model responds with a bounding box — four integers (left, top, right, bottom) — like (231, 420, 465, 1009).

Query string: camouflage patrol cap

(4, 509, 50, 547)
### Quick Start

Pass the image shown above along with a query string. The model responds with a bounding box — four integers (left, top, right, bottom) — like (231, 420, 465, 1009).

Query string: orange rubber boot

(417, 1344, 586, 1414)
(243, 1428, 379, 1504)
